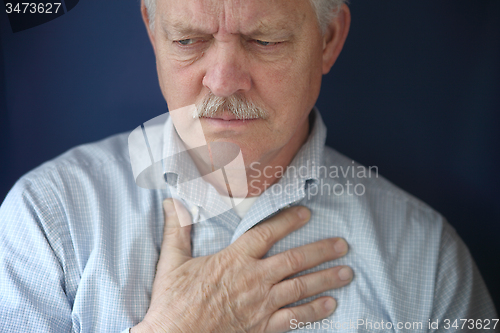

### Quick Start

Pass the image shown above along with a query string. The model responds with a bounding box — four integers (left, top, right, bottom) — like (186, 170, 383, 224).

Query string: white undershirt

(220, 195, 259, 219)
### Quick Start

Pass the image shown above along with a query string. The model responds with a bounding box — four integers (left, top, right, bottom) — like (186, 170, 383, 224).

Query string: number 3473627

(443, 319, 498, 330)
(5, 3, 62, 14)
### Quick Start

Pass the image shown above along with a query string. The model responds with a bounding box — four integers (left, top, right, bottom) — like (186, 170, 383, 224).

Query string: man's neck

(244, 114, 311, 197)
(187, 111, 313, 198)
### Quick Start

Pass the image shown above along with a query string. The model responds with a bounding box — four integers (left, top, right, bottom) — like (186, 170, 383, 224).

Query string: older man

(0, 0, 496, 332)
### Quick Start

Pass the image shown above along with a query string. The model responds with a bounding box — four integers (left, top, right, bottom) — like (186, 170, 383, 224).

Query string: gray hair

(143, 0, 347, 34)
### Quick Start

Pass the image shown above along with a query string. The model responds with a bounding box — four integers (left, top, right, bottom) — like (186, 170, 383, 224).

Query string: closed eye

(176, 39, 198, 46)
(254, 40, 280, 47)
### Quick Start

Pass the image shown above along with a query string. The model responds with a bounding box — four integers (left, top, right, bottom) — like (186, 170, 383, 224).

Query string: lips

(201, 112, 258, 121)
(199, 115, 260, 131)
(202, 113, 238, 121)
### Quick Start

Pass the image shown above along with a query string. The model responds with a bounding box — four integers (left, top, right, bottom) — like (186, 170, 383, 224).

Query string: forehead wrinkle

(161, 0, 307, 39)
(160, 0, 220, 38)
(225, 0, 306, 37)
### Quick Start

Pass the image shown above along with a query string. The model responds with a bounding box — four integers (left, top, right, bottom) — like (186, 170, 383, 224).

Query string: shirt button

(190, 206, 199, 222)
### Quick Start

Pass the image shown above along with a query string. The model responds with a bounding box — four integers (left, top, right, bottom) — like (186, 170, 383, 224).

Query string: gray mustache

(193, 93, 268, 120)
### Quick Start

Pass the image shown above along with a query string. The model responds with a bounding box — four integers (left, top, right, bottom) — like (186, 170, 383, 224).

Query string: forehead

(158, 0, 312, 36)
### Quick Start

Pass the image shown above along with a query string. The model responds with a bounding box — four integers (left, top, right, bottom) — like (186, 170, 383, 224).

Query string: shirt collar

(161, 113, 223, 213)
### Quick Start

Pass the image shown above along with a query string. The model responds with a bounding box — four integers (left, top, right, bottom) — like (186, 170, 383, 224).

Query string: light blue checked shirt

(0, 109, 496, 332)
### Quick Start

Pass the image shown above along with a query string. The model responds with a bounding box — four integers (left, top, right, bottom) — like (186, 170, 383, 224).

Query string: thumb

(157, 198, 193, 274)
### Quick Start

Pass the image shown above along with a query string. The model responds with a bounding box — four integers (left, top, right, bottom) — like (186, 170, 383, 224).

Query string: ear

(141, 0, 156, 52)
(322, 4, 351, 74)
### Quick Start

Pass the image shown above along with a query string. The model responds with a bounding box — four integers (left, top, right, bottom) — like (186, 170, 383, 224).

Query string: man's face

(148, 0, 328, 168)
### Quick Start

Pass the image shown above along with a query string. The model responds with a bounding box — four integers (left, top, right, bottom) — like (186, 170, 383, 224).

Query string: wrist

(130, 321, 154, 333)
(131, 314, 187, 333)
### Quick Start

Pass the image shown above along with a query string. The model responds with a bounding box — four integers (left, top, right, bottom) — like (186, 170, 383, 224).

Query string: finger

(265, 296, 336, 333)
(157, 199, 192, 275)
(232, 206, 311, 258)
(262, 237, 348, 282)
(269, 266, 353, 310)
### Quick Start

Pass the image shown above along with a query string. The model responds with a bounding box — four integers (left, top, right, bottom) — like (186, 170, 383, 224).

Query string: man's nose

(202, 43, 251, 97)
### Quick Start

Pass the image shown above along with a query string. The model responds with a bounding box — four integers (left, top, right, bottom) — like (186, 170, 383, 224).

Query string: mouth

(200, 109, 260, 122)
(199, 115, 260, 129)
(200, 110, 260, 121)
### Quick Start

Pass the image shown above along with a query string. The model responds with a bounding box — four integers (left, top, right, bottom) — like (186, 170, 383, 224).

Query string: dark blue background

(1, 1, 499, 311)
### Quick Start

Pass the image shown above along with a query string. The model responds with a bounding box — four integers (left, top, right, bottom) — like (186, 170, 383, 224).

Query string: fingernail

(324, 298, 336, 312)
(163, 199, 176, 217)
(297, 207, 309, 220)
(334, 238, 347, 254)
(338, 267, 352, 281)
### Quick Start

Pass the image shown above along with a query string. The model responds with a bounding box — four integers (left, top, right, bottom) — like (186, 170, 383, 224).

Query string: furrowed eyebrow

(161, 20, 214, 39)
(161, 18, 298, 40)
(245, 29, 294, 40)
(242, 19, 300, 40)
(243, 23, 295, 39)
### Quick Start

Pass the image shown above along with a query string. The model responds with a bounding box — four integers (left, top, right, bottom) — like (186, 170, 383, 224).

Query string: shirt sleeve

(429, 221, 498, 331)
(0, 178, 74, 332)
